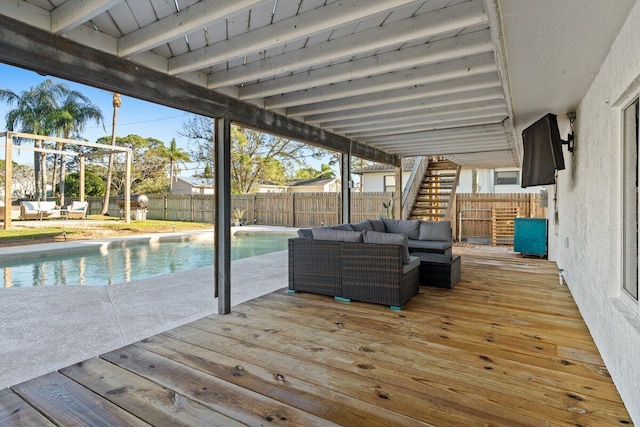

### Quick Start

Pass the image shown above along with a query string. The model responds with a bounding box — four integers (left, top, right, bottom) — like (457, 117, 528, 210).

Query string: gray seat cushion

(331, 223, 354, 231)
(362, 230, 411, 264)
(312, 228, 363, 242)
(350, 220, 373, 232)
(408, 239, 452, 252)
(403, 255, 421, 274)
(383, 219, 420, 240)
(419, 220, 451, 241)
(368, 218, 386, 233)
(297, 228, 314, 239)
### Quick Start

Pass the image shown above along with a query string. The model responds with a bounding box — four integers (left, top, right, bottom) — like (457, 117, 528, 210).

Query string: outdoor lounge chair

(66, 201, 88, 219)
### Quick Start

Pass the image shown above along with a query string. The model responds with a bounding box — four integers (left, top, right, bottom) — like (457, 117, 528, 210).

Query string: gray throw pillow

(419, 220, 452, 241)
(362, 230, 411, 264)
(383, 218, 420, 240)
(312, 228, 363, 242)
(368, 218, 386, 232)
(350, 220, 373, 232)
(297, 228, 314, 240)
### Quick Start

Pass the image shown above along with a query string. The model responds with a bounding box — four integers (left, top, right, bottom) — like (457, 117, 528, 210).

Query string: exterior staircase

(409, 159, 461, 221)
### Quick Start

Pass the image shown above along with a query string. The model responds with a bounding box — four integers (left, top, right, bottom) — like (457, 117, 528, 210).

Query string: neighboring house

(356, 158, 538, 194)
(257, 177, 340, 193)
(456, 168, 540, 194)
(172, 176, 215, 195)
(352, 157, 414, 192)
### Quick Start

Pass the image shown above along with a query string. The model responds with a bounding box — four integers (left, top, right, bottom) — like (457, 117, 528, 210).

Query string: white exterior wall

(456, 168, 540, 194)
(549, 2, 640, 422)
(360, 172, 410, 192)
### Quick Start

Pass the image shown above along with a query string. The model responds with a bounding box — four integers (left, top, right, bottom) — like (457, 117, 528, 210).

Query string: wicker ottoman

(411, 253, 461, 289)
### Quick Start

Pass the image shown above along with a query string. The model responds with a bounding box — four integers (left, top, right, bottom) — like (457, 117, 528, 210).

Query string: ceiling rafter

(238, 29, 493, 99)
(118, 0, 262, 57)
(305, 86, 505, 124)
(266, 52, 498, 109)
(168, 0, 419, 75)
(208, 0, 489, 88)
(285, 72, 501, 117)
(335, 105, 508, 134)
(51, 0, 123, 34)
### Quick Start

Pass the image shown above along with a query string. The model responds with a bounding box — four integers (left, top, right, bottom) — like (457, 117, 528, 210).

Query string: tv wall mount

(564, 112, 576, 152)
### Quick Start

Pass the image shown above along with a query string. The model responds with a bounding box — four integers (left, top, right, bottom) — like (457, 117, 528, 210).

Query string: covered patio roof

(1, 0, 634, 168)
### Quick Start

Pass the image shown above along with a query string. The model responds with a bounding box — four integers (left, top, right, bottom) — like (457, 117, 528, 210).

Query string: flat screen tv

(521, 113, 565, 187)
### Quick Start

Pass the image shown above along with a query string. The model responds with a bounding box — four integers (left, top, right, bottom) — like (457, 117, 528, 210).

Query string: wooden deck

(0, 248, 633, 426)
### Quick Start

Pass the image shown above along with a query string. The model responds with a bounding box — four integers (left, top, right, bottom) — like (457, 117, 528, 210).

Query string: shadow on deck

(0, 247, 633, 426)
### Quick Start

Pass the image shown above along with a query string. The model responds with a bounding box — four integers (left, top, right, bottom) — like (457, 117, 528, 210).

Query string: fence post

(190, 195, 194, 222)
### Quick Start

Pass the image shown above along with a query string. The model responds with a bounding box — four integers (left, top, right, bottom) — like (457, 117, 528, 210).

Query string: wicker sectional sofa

(288, 218, 453, 309)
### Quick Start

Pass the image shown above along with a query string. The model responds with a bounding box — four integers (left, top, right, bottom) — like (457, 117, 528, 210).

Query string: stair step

(426, 172, 457, 178)
(411, 212, 446, 218)
(418, 191, 452, 196)
(416, 197, 449, 203)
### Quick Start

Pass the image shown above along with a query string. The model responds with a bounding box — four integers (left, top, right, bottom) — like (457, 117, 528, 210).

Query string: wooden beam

(0, 14, 396, 166)
(215, 118, 231, 315)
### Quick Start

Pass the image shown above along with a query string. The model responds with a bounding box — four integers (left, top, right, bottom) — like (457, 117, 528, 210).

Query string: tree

(181, 115, 318, 194)
(94, 134, 170, 195)
(101, 93, 121, 214)
(294, 163, 336, 179)
(50, 91, 103, 205)
(0, 80, 67, 199)
(64, 170, 105, 198)
(157, 138, 190, 191)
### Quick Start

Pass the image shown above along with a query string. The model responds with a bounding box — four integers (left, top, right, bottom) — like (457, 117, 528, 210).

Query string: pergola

(1, 131, 133, 228)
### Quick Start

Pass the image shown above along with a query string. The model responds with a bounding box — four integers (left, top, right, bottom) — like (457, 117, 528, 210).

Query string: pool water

(1, 233, 291, 288)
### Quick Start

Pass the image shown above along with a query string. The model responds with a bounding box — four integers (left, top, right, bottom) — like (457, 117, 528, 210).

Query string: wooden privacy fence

(87, 192, 545, 241)
(454, 193, 545, 244)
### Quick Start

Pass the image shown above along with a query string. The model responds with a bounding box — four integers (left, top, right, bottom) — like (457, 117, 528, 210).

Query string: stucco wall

(456, 168, 541, 194)
(549, 1, 640, 422)
(361, 172, 410, 192)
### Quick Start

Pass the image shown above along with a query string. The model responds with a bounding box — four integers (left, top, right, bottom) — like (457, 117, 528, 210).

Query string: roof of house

(352, 157, 415, 174)
(289, 177, 337, 187)
(176, 176, 215, 187)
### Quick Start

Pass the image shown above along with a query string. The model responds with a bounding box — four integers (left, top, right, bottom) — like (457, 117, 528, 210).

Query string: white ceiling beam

(118, 0, 262, 58)
(1, 0, 50, 30)
(266, 53, 498, 109)
(238, 30, 493, 99)
(51, 0, 123, 34)
(286, 72, 501, 117)
(209, 0, 488, 88)
(169, 0, 418, 75)
(363, 124, 508, 144)
(378, 141, 509, 156)
(337, 106, 508, 135)
(361, 123, 507, 143)
(376, 135, 506, 149)
(306, 86, 505, 124)
(350, 113, 506, 142)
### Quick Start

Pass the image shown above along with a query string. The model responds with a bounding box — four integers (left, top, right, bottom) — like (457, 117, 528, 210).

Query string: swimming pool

(1, 232, 292, 288)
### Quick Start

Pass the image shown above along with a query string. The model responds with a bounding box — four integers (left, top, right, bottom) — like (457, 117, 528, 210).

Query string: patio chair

(66, 201, 88, 219)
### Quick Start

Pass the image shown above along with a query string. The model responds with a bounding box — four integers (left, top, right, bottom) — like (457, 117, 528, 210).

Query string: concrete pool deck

(0, 226, 297, 390)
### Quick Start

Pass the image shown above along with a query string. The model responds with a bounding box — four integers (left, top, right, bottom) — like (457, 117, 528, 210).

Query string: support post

(394, 158, 402, 220)
(4, 133, 13, 229)
(79, 154, 85, 202)
(341, 151, 351, 224)
(124, 150, 131, 224)
(215, 118, 232, 314)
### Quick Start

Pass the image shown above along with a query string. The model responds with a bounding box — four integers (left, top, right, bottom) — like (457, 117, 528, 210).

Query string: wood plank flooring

(1, 248, 633, 426)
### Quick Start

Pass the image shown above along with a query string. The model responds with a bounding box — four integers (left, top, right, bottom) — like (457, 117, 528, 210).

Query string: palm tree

(51, 91, 103, 205)
(0, 80, 67, 199)
(158, 138, 191, 191)
(101, 93, 121, 215)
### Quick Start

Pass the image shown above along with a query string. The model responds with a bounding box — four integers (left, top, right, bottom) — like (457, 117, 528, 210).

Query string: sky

(0, 62, 331, 176)
(0, 63, 203, 172)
